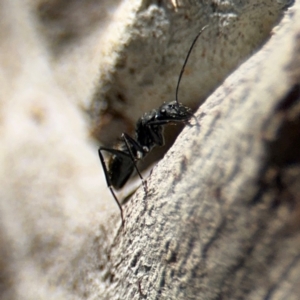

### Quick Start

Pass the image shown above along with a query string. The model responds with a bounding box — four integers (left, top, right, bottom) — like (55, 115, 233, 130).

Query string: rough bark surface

(0, 0, 299, 300)
(96, 3, 300, 299)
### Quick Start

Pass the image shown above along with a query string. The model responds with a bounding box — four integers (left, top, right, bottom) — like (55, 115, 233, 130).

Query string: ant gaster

(98, 26, 208, 226)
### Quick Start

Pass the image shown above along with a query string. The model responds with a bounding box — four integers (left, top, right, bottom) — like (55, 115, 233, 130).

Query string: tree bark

(96, 3, 300, 300)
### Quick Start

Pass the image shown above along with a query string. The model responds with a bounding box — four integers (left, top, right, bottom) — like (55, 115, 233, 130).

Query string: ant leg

(122, 133, 147, 192)
(98, 148, 124, 226)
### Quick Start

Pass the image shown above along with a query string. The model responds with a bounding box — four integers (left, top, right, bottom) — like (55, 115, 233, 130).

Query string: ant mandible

(98, 25, 208, 226)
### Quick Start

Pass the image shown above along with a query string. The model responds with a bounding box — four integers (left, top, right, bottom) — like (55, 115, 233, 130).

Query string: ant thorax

(135, 110, 165, 151)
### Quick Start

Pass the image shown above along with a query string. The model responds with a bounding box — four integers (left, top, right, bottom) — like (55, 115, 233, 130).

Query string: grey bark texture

(98, 3, 300, 299)
(0, 0, 299, 300)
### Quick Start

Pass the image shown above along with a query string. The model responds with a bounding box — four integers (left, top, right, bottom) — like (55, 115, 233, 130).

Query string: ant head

(155, 100, 192, 123)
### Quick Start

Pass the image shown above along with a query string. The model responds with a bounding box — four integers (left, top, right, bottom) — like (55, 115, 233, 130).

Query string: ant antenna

(175, 25, 208, 104)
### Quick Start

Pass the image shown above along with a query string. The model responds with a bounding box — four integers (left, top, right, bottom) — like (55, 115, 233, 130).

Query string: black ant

(98, 26, 208, 226)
